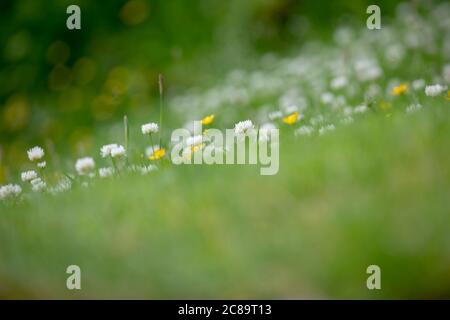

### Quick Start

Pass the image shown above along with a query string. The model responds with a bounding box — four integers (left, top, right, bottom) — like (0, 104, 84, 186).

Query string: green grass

(1, 102, 449, 299)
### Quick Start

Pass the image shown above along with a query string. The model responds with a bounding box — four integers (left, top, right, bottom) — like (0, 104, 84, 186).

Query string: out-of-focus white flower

(100, 144, 118, 158)
(294, 125, 314, 136)
(406, 104, 423, 113)
(234, 120, 254, 135)
(319, 124, 336, 136)
(21, 170, 38, 182)
(99, 167, 114, 178)
(259, 123, 277, 142)
(412, 79, 425, 90)
(141, 123, 159, 135)
(186, 135, 204, 147)
(425, 84, 447, 96)
(354, 105, 368, 113)
(37, 161, 46, 168)
(27, 146, 44, 161)
(0, 184, 22, 200)
(30, 178, 46, 192)
(320, 92, 334, 105)
(268, 111, 283, 120)
(110, 145, 126, 158)
(330, 76, 348, 90)
(343, 107, 353, 116)
(75, 157, 95, 175)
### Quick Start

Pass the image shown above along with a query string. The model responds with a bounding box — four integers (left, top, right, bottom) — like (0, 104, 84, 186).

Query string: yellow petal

(391, 83, 408, 96)
(149, 148, 166, 160)
(201, 114, 215, 125)
(282, 112, 299, 125)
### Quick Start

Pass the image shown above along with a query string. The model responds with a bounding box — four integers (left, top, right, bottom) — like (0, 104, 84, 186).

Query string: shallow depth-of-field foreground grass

(1, 102, 449, 298)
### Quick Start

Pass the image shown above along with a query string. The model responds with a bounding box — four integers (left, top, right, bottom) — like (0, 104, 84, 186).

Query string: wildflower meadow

(0, 0, 449, 299)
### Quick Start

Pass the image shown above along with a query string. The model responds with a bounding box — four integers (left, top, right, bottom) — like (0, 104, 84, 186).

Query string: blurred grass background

(1, 0, 450, 299)
(0, 0, 402, 181)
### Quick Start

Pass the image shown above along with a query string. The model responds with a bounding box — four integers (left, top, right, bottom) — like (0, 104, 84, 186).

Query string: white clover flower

(0, 184, 22, 200)
(412, 79, 425, 90)
(37, 161, 46, 168)
(100, 144, 118, 158)
(75, 157, 95, 175)
(330, 76, 348, 90)
(27, 146, 45, 161)
(110, 145, 126, 158)
(21, 170, 38, 182)
(319, 124, 336, 136)
(141, 122, 159, 135)
(320, 92, 334, 105)
(294, 125, 314, 136)
(425, 84, 447, 96)
(234, 120, 254, 135)
(98, 167, 114, 178)
(259, 123, 277, 142)
(30, 178, 46, 192)
(186, 135, 204, 147)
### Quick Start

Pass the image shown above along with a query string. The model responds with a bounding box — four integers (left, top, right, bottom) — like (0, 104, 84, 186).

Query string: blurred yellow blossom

(283, 112, 300, 125)
(149, 148, 166, 160)
(201, 114, 215, 125)
(391, 83, 408, 96)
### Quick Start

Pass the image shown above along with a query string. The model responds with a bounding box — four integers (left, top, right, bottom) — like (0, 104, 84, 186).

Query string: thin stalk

(158, 74, 164, 146)
(123, 115, 129, 166)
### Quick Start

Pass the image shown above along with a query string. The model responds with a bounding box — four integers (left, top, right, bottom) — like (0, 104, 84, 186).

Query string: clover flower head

(0, 184, 22, 200)
(100, 144, 119, 158)
(75, 157, 95, 175)
(31, 178, 46, 192)
(21, 170, 38, 182)
(186, 135, 204, 147)
(425, 84, 447, 97)
(110, 145, 126, 158)
(27, 146, 45, 162)
(141, 123, 159, 135)
(234, 120, 254, 135)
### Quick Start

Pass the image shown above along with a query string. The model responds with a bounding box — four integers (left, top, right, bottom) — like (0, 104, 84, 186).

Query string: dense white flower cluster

(27, 146, 44, 161)
(141, 123, 159, 135)
(425, 84, 447, 97)
(0, 184, 22, 200)
(21, 170, 38, 182)
(234, 120, 254, 135)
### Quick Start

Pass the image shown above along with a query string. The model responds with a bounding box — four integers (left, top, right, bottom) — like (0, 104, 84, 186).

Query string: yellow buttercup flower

(391, 83, 408, 96)
(282, 112, 300, 125)
(201, 114, 215, 125)
(149, 148, 166, 160)
(446, 90, 450, 100)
